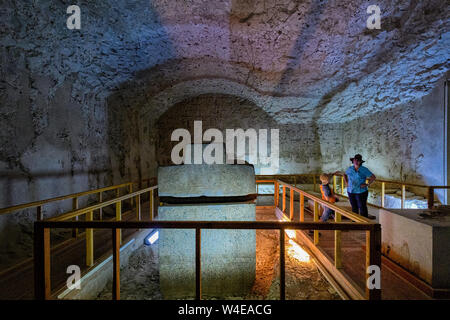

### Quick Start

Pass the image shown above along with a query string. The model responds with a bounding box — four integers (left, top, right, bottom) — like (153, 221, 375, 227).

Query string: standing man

(344, 154, 376, 219)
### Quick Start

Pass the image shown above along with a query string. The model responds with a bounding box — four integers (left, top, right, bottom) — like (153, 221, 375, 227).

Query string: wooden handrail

(45, 184, 158, 268)
(258, 178, 381, 300)
(0, 182, 133, 216)
(256, 173, 444, 189)
(34, 219, 378, 301)
(273, 179, 373, 224)
(34, 177, 381, 301)
(37, 220, 375, 230)
(47, 185, 158, 222)
(0, 177, 157, 219)
(3, 173, 445, 218)
(257, 174, 448, 209)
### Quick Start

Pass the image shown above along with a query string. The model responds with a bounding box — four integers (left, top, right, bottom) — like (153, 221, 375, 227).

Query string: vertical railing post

(366, 225, 382, 300)
(274, 181, 279, 208)
(99, 192, 103, 220)
(300, 194, 304, 222)
(129, 184, 134, 206)
(341, 176, 345, 195)
(86, 211, 94, 267)
(73, 196, 79, 211)
(381, 182, 385, 208)
(34, 223, 51, 300)
(333, 175, 337, 194)
(72, 197, 79, 238)
(150, 189, 154, 221)
(112, 228, 120, 300)
(427, 187, 434, 209)
(136, 194, 141, 221)
(313, 201, 319, 245)
(116, 201, 122, 244)
(335, 211, 342, 268)
(36, 205, 43, 221)
(280, 227, 285, 300)
(289, 188, 294, 220)
(195, 228, 202, 300)
(282, 186, 286, 212)
(401, 185, 406, 209)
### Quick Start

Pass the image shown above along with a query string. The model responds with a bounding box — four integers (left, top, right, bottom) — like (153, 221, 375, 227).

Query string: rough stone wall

(339, 75, 449, 200)
(0, 0, 164, 208)
(0, 1, 159, 266)
(155, 94, 344, 174)
(135, 0, 449, 123)
(1, 0, 447, 206)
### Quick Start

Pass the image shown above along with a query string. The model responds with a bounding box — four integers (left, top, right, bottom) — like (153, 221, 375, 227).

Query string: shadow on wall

(264, 0, 328, 172)
(155, 94, 279, 173)
(154, 93, 327, 174)
(0, 169, 111, 208)
(105, 0, 176, 186)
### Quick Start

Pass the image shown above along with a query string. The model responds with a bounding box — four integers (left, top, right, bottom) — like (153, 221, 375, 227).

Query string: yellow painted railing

(0, 182, 132, 219)
(257, 174, 450, 209)
(0, 178, 157, 219)
(34, 219, 379, 301)
(46, 184, 157, 267)
(18, 173, 382, 300)
(256, 178, 381, 300)
(34, 179, 380, 300)
(0, 178, 157, 275)
(3, 172, 439, 299)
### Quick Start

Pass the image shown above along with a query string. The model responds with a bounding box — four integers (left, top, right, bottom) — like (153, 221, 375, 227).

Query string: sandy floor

(96, 209, 340, 300)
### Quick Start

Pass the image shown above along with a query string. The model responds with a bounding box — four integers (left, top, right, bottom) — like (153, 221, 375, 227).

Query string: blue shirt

(345, 165, 373, 194)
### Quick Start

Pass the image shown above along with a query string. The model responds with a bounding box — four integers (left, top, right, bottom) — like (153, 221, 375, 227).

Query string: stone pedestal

(158, 202, 256, 299)
(158, 164, 256, 198)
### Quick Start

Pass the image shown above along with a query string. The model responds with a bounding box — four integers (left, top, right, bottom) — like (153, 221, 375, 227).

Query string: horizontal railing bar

(0, 177, 157, 216)
(274, 180, 372, 224)
(423, 186, 450, 189)
(47, 186, 158, 222)
(0, 182, 133, 215)
(36, 220, 374, 231)
(3, 173, 444, 217)
(256, 173, 450, 189)
(256, 174, 445, 189)
(327, 174, 427, 188)
(256, 174, 319, 177)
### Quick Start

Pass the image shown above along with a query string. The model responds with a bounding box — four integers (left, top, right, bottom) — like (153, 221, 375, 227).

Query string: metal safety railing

(256, 174, 450, 209)
(45, 185, 158, 267)
(4, 174, 385, 300)
(0, 177, 156, 219)
(34, 220, 379, 301)
(34, 178, 381, 301)
(256, 179, 381, 300)
(0, 182, 134, 220)
(0, 178, 156, 277)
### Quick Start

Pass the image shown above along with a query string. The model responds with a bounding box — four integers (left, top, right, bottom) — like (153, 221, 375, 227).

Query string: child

(318, 173, 339, 222)
(309, 173, 340, 236)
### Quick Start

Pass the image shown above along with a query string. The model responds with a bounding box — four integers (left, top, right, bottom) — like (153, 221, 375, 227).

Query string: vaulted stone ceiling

(2, 0, 449, 124)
